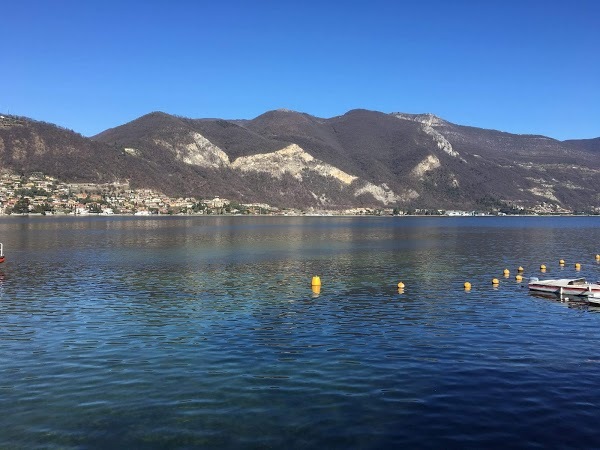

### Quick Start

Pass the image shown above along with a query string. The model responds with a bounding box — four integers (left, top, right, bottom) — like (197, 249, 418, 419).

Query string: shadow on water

(528, 291, 590, 310)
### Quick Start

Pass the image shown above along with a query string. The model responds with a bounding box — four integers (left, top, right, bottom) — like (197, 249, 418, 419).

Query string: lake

(1, 215, 600, 448)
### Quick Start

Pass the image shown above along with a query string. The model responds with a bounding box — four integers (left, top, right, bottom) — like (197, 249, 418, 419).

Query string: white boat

(528, 277, 600, 303)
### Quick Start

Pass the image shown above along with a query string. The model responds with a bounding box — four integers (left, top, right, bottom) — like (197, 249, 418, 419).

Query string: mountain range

(0, 110, 598, 211)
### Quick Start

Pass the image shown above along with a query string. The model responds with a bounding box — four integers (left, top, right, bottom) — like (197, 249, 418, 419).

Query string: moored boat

(528, 277, 600, 302)
(0, 243, 4, 263)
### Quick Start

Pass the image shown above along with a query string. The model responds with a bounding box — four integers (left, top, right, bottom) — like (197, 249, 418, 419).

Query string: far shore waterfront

(1, 212, 598, 219)
(1, 172, 595, 218)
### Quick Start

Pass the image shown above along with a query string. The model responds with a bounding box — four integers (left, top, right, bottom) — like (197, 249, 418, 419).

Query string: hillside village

(0, 171, 582, 217)
(0, 172, 275, 216)
(0, 171, 378, 216)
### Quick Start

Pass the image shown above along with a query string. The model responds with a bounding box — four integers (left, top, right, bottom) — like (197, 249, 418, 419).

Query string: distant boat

(528, 277, 600, 302)
(0, 243, 4, 263)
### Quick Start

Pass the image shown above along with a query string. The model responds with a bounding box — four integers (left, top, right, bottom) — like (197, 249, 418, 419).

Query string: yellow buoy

(559, 259, 565, 265)
(518, 266, 524, 272)
(503, 269, 510, 276)
(464, 282, 471, 290)
(312, 285, 321, 295)
(397, 282, 405, 289)
(311, 276, 321, 286)
(575, 263, 581, 270)
(540, 264, 546, 270)
(596, 254, 600, 260)
(515, 274, 523, 281)
(492, 278, 499, 285)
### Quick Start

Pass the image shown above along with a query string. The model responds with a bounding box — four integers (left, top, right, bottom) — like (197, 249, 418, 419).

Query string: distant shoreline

(0, 213, 598, 219)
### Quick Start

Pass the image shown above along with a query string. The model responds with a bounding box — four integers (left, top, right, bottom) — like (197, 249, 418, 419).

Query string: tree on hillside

(10, 198, 30, 214)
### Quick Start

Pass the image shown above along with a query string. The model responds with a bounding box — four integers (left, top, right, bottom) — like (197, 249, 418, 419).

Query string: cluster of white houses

(0, 172, 462, 217)
(0, 172, 243, 216)
(0, 172, 581, 217)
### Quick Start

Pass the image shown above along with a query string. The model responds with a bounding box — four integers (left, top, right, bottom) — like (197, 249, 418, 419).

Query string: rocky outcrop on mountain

(230, 144, 354, 183)
(0, 109, 598, 211)
(392, 113, 460, 158)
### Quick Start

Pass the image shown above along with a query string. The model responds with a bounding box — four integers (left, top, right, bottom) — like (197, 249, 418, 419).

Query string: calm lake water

(1, 215, 600, 448)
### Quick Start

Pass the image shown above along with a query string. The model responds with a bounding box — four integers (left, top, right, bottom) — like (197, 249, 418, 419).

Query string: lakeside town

(0, 171, 588, 217)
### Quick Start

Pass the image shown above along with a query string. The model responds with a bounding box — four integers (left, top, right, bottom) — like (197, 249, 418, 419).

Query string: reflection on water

(1, 216, 600, 448)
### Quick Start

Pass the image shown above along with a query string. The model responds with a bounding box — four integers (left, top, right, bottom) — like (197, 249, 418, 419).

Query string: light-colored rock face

(156, 132, 230, 168)
(423, 124, 459, 157)
(354, 183, 417, 204)
(183, 132, 230, 167)
(232, 144, 409, 204)
(156, 133, 410, 206)
(310, 191, 331, 205)
(232, 144, 357, 184)
(124, 147, 141, 157)
(529, 185, 559, 202)
(312, 163, 357, 185)
(393, 113, 445, 127)
(393, 113, 460, 158)
(162, 132, 362, 187)
(561, 181, 584, 190)
(411, 154, 441, 178)
(232, 144, 312, 180)
(527, 176, 588, 203)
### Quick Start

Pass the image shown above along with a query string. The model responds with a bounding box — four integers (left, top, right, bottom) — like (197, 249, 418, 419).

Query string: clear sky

(2, 0, 599, 140)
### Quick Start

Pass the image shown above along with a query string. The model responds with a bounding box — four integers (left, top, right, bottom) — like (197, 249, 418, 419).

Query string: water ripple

(1, 216, 600, 447)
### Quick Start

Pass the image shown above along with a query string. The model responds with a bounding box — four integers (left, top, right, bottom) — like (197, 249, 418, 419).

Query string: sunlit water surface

(1, 216, 600, 448)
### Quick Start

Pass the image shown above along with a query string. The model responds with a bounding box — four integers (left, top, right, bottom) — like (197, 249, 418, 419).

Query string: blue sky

(2, 0, 599, 139)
